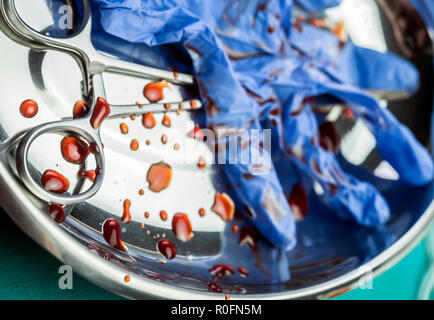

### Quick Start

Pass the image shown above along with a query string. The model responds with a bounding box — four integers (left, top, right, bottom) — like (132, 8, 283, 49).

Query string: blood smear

(172, 213, 193, 242)
(41, 170, 69, 194)
(122, 199, 132, 224)
(211, 193, 235, 222)
(143, 80, 169, 102)
(288, 184, 309, 221)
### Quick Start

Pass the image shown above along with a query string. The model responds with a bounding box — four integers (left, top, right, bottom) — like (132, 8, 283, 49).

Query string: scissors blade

(108, 100, 203, 118)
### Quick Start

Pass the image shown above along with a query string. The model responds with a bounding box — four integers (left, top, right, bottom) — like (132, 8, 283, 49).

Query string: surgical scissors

(0, 0, 202, 205)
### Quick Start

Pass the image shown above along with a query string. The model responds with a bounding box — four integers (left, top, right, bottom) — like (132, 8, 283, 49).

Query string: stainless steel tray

(0, 0, 432, 299)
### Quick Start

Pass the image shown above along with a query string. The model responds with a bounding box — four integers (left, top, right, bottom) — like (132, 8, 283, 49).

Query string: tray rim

(0, 140, 433, 300)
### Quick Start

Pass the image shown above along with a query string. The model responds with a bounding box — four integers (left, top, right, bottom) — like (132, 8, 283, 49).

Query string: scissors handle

(0, 0, 194, 97)
(15, 119, 105, 205)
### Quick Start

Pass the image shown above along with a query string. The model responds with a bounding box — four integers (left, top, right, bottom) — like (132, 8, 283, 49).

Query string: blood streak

(157, 239, 176, 260)
(209, 265, 234, 277)
(122, 199, 132, 224)
(211, 193, 235, 222)
(20, 99, 38, 118)
(60, 136, 89, 164)
(147, 162, 172, 192)
(162, 114, 171, 127)
(288, 184, 309, 221)
(41, 170, 69, 194)
(48, 204, 65, 223)
(90, 97, 110, 129)
(102, 218, 127, 251)
(73, 100, 89, 118)
(143, 80, 169, 103)
(172, 213, 193, 242)
(142, 113, 156, 129)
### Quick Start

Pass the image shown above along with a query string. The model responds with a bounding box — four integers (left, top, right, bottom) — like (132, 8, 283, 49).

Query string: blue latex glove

(92, 0, 433, 250)
(295, 0, 341, 12)
(410, 0, 434, 154)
